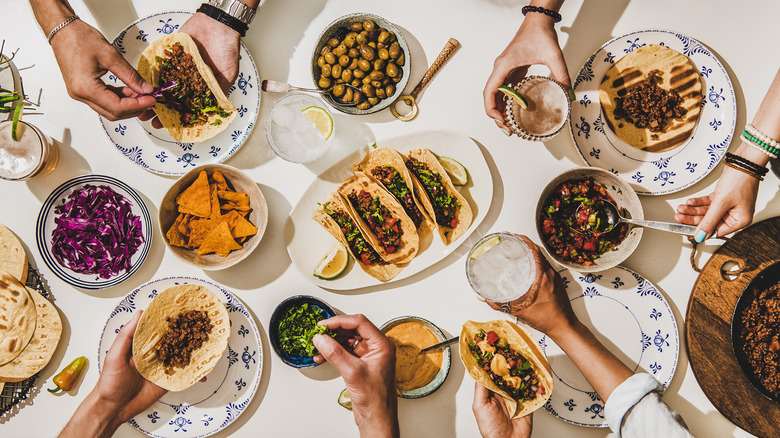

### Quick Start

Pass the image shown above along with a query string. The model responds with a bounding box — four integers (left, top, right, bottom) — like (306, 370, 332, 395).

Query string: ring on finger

(500, 303, 511, 313)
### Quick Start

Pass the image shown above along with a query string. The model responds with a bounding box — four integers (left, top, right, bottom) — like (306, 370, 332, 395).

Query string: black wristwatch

(197, 0, 257, 37)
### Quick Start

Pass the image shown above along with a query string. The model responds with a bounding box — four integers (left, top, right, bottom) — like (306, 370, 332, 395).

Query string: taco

(599, 44, 702, 152)
(460, 320, 553, 418)
(337, 174, 419, 265)
(137, 33, 237, 143)
(353, 146, 435, 240)
(405, 148, 473, 245)
(132, 284, 230, 392)
(312, 192, 404, 282)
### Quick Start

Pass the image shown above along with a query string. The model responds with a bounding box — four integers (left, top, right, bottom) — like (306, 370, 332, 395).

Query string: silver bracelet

(47, 15, 79, 44)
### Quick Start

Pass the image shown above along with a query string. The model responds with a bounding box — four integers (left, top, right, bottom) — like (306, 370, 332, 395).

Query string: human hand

(484, 14, 570, 133)
(472, 382, 532, 438)
(674, 165, 761, 242)
(49, 20, 156, 120)
(312, 314, 399, 438)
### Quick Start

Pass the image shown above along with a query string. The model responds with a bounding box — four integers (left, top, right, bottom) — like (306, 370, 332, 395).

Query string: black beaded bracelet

(197, 3, 248, 37)
(725, 152, 768, 176)
(521, 5, 562, 23)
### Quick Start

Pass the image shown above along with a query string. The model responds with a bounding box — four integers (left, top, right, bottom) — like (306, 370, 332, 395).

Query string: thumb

(693, 203, 726, 243)
(545, 53, 572, 90)
(313, 334, 357, 371)
(104, 49, 153, 94)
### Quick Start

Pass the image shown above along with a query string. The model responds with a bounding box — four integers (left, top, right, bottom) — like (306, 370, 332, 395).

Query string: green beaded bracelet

(742, 130, 780, 154)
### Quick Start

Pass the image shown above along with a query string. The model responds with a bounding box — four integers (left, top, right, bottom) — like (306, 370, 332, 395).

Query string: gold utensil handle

(410, 38, 461, 99)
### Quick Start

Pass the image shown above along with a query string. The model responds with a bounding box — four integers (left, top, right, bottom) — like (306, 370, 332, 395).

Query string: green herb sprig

(278, 303, 336, 357)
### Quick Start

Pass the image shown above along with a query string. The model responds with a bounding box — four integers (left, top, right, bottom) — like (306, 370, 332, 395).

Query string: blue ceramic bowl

(269, 295, 337, 368)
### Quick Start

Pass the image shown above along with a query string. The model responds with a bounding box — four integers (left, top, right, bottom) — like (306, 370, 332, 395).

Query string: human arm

(483, 0, 570, 133)
(312, 314, 399, 438)
(59, 311, 167, 438)
(29, 0, 157, 120)
(472, 381, 533, 438)
(675, 68, 780, 242)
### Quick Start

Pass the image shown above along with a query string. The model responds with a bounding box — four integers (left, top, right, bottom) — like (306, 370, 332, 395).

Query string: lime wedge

(470, 235, 501, 260)
(301, 106, 334, 140)
(11, 101, 22, 141)
(497, 85, 528, 110)
(314, 242, 348, 280)
(338, 388, 353, 411)
(438, 156, 469, 186)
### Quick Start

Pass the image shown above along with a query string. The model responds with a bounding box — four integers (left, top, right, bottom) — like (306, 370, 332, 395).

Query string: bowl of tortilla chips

(159, 164, 268, 270)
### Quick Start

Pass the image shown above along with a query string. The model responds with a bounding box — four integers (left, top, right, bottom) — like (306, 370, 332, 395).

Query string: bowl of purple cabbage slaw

(36, 175, 152, 289)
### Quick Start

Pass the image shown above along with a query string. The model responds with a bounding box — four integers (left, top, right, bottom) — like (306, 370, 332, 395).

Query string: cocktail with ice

(466, 232, 538, 306)
(265, 93, 334, 163)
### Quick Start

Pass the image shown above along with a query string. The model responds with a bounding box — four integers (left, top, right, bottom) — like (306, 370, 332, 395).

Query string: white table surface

(2, 0, 779, 437)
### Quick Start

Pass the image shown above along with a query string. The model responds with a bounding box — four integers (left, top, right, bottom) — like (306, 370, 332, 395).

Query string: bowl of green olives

(311, 13, 411, 115)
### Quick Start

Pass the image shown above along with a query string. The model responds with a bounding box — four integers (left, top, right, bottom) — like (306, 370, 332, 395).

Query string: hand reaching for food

(472, 382, 533, 438)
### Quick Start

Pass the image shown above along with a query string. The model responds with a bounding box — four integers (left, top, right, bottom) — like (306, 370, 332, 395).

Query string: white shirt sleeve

(604, 373, 693, 438)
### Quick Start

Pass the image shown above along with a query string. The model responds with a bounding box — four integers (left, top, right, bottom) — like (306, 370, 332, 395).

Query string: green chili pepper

(48, 356, 87, 393)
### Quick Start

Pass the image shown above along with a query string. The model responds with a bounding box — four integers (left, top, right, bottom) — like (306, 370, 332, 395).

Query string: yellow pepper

(48, 356, 87, 393)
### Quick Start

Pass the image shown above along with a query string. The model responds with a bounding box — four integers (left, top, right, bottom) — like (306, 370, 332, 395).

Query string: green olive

(328, 38, 340, 48)
(370, 70, 385, 81)
(387, 31, 396, 44)
(396, 53, 405, 66)
(363, 20, 375, 31)
(344, 34, 356, 48)
(372, 60, 386, 72)
(334, 44, 347, 57)
(358, 58, 371, 72)
(382, 77, 391, 86)
(324, 52, 336, 65)
(318, 77, 332, 88)
(353, 91, 365, 104)
(378, 48, 389, 60)
(359, 45, 375, 61)
(371, 80, 383, 89)
(332, 84, 345, 97)
(377, 42, 385, 50)
(357, 101, 371, 110)
(388, 42, 400, 59)
(375, 87, 386, 99)
(392, 76, 401, 83)
(321, 45, 331, 56)
(368, 97, 380, 105)
(386, 84, 396, 96)
(321, 64, 332, 78)
(367, 41, 377, 49)
(349, 22, 363, 32)
(361, 84, 375, 98)
(362, 76, 372, 85)
(386, 62, 399, 78)
(317, 56, 326, 68)
(378, 31, 390, 45)
(343, 87, 354, 102)
(348, 48, 360, 58)
(356, 34, 367, 45)
(353, 68, 365, 79)
(351, 79, 361, 88)
(341, 69, 353, 83)
(338, 55, 350, 67)
(331, 64, 342, 79)
(348, 58, 359, 70)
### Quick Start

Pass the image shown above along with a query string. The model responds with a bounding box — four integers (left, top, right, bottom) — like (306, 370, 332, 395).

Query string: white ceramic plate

(36, 174, 152, 290)
(98, 277, 263, 438)
(285, 130, 493, 290)
(99, 11, 260, 176)
(570, 29, 736, 195)
(527, 266, 679, 427)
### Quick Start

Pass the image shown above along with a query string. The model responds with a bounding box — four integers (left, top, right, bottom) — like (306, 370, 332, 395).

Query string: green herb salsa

(370, 166, 424, 228)
(468, 329, 544, 402)
(277, 303, 335, 357)
(405, 158, 460, 229)
(322, 202, 384, 266)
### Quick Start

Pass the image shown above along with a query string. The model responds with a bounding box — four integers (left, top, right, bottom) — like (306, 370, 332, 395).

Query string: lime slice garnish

(497, 85, 528, 110)
(314, 242, 348, 280)
(438, 156, 469, 186)
(301, 106, 334, 140)
(11, 101, 22, 141)
(338, 388, 353, 411)
(470, 235, 501, 260)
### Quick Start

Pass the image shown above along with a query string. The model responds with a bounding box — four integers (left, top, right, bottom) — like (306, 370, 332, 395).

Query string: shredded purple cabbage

(51, 184, 145, 279)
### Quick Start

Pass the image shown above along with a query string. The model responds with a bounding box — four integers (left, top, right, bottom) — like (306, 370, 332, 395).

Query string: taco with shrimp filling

(460, 320, 553, 418)
(312, 192, 404, 282)
(353, 146, 435, 240)
(137, 33, 236, 143)
(337, 173, 419, 265)
(405, 148, 473, 245)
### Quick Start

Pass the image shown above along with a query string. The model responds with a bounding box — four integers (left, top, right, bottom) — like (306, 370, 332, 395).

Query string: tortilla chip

(209, 185, 221, 220)
(177, 171, 211, 217)
(209, 171, 229, 191)
(166, 214, 190, 248)
(177, 214, 193, 235)
(188, 218, 216, 248)
(197, 221, 241, 257)
(231, 214, 258, 239)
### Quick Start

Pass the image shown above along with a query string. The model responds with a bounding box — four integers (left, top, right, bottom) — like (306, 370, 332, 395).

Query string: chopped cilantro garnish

(277, 303, 335, 357)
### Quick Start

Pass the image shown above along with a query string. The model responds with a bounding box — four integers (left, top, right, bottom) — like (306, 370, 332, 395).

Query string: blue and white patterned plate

(570, 30, 736, 195)
(36, 174, 153, 290)
(98, 277, 263, 438)
(99, 11, 260, 176)
(526, 266, 679, 427)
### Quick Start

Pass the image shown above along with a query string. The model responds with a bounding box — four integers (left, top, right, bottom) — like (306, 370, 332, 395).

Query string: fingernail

(567, 89, 576, 101)
(142, 82, 154, 93)
(501, 128, 511, 137)
(694, 230, 707, 243)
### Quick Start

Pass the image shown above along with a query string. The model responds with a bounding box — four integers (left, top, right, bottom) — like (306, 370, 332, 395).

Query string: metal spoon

(420, 336, 459, 353)
(592, 200, 698, 236)
(261, 79, 358, 106)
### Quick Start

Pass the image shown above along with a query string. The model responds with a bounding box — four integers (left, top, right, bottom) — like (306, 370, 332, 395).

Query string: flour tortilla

(353, 146, 435, 241)
(460, 320, 553, 418)
(599, 44, 702, 152)
(137, 33, 237, 143)
(132, 284, 230, 392)
(0, 272, 36, 366)
(405, 148, 473, 245)
(312, 192, 405, 282)
(0, 224, 27, 283)
(0, 287, 62, 382)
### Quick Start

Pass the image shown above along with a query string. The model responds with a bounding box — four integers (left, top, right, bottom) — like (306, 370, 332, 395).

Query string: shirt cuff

(605, 373, 663, 436)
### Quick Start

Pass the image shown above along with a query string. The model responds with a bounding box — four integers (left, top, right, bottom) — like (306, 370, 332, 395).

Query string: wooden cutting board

(686, 216, 780, 437)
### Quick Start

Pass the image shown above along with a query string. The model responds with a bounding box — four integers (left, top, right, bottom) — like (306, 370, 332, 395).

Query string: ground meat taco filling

(739, 282, 780, 398)
(156, 42, 231, 127)
(469, 329, 544, 402)
(613, 69, 685, 132)
(347, 190, 403, 254)
(405, 158, 460, 229)
(322, 202, 385, 266)
(370, 166, 424, 228)
(155, 309, 214, 375)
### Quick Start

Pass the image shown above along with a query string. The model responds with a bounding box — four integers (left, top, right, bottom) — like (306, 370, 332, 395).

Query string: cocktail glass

(504, 75, 571, 141)
(265, 92, 334, 163)
(466, 232, 538, 309)
(0, 120, 58, 181)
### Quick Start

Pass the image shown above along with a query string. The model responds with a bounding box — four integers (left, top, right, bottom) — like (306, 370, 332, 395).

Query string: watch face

(209, 0, 255, 24)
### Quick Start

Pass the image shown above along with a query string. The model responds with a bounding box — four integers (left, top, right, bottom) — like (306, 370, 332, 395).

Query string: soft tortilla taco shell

(137, 33, 237, 143)
(0, 224, 28, 284)
(459, 320, 553, 418)
(132, 284, 230, 392)
(337, 173, 419, 265)
(353, 146, 435, 241)
(312, 192, 404, 282)
(598, 44, 702, 153)
(406, 148, 473, 245)
(0, 272, 37, 366)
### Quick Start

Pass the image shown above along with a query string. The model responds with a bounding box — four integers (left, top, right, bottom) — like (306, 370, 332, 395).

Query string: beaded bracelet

(743, 136, 778, 159)
(724, 160, 764, 181)
(746, 123, 779, 148)
(724, 152, 768, 176)
(742, 130, 779, 158)
(521, 5, 562, 23)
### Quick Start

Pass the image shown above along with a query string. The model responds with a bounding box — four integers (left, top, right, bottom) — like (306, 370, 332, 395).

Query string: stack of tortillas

(0, 224, 62, 388)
